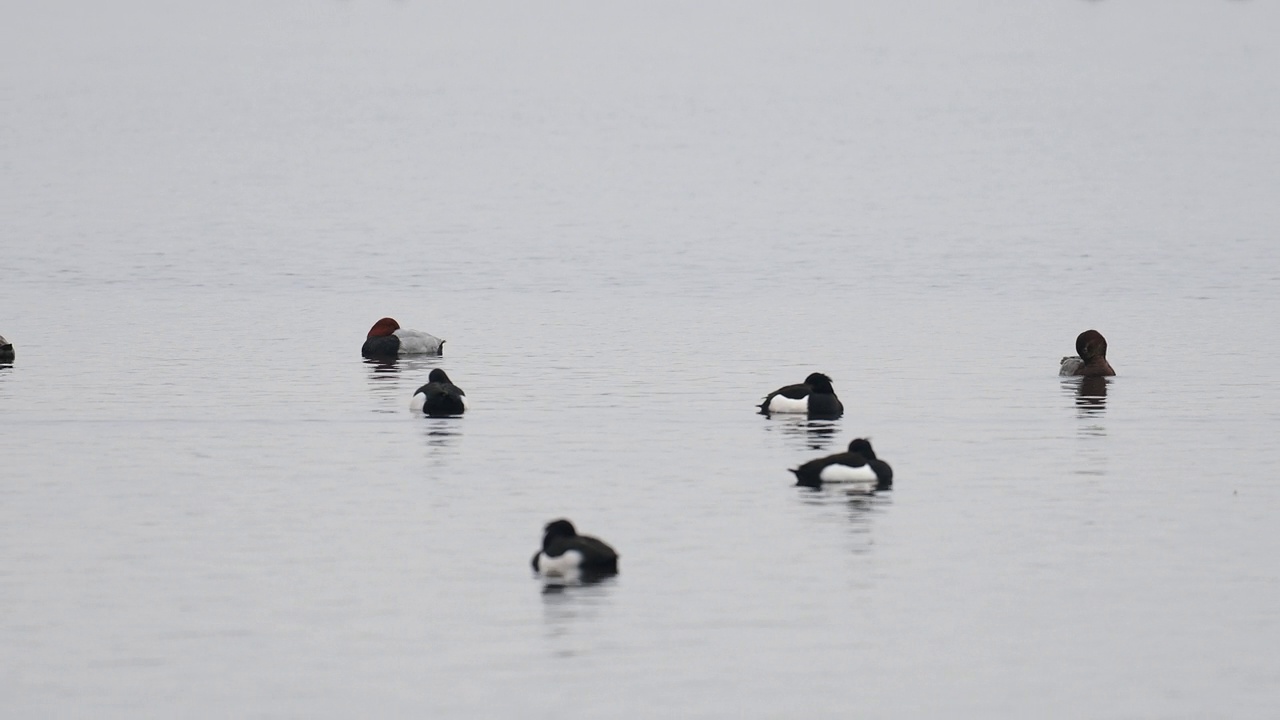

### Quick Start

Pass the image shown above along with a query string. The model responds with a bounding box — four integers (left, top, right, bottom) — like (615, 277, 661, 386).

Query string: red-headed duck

(361, 317, 444, 358)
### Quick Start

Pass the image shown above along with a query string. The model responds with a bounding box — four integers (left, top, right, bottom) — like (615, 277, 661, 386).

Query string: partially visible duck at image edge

(410, 369, 467, 416)
(1059, 330, 1115, 377)
(0, 335, 12, 362)
(361, 317, 445, 358)
(790, 438, 893, 489)
(759, 372, 844, 419)
(531, 519, 619, 578)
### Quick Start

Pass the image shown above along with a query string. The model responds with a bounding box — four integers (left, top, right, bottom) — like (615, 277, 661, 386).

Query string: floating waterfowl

(759, 372, 844, 419)
(410, 369, 467, 416)
(531, 519, 619, 577)
(362, 317, 444, 358)
(791, 438, 893, 489)
(1059, 330, 1115, 377)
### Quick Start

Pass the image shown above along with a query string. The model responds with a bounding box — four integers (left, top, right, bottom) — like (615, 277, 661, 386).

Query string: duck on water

(790, 438, 893, 490)
(362, 317, 445, 358)
(759, 372, 843, 419)
(531, 519, 619, 579)
(1059, 330, 1115, 377)
(410, 369, 467, 417)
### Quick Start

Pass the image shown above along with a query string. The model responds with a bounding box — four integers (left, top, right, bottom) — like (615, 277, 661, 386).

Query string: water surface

(2, 1, 1279, 717)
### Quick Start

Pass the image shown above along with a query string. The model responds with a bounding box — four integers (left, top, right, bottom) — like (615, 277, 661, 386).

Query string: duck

(1059, 330, 1115, 377)
(410, 369, 467, 416)
(759, 372, 844, 419)
(531, 519, 619, 577)
(0, 335, 12, 362)
(790, 438, 893, 489)
(361, 317, 444, 358)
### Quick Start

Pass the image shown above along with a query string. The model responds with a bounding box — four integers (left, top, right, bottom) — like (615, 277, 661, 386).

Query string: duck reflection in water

(363, 356, 400, 375)
(767, 416, 841, 451)
(800, 476, 893, 496)
(540, 574, 617, 660)
(845, 490, 892, 535)
(364, 355, 443, 379)
(364, 356, 443, 410)
(539, 571, 619, 594)
(363, 357, 404, 412)
(421, 419, 462, 449)
(796, 475, 894, 556)
(1065, 375, 1109, 417)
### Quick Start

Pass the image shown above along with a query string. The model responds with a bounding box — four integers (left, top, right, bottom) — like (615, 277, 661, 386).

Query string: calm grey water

(3, 1, 1280, 716)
